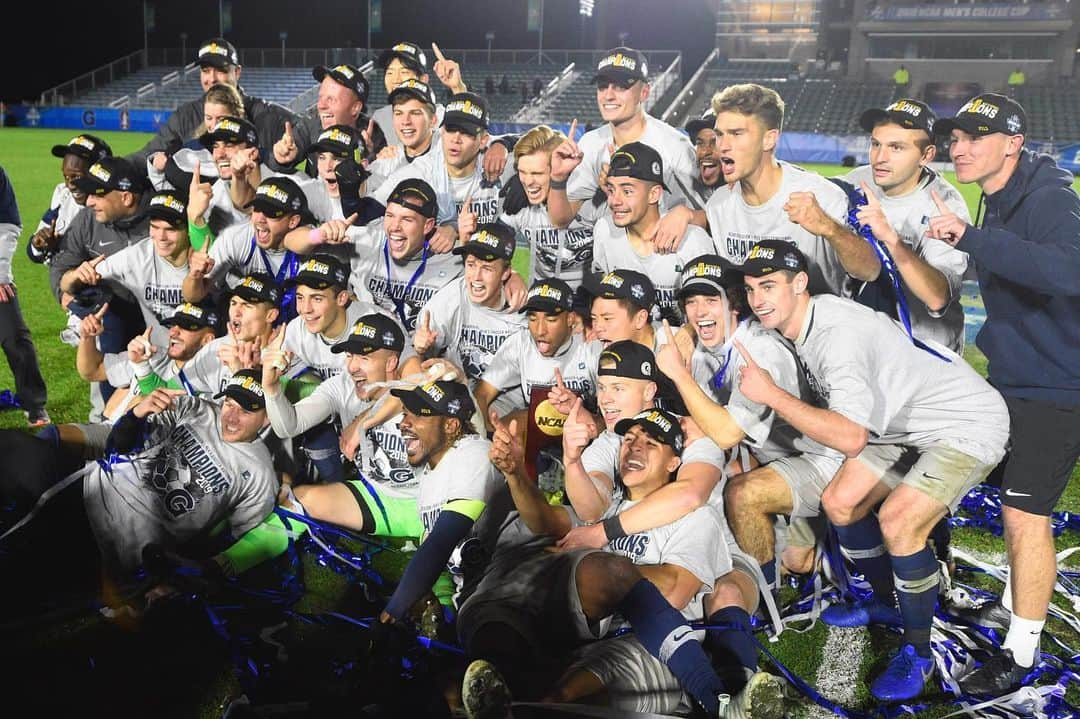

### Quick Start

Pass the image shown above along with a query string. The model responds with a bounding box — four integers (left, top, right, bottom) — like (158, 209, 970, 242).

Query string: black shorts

(990, 396, 1080, 516)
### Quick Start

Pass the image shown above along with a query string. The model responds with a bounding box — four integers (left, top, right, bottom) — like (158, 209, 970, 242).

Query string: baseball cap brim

(230, 285, 274, 304)
(676, 278, 727, 300)
(519, 298, 567, 315)
(593, 67, 643, 84)
(72, 176, 109, 195)
(199, 54, 233, 70)
(331, 338, 380, 355)
(52, 143, 99, 161)
(933, 116, 1006, 138)
(212, 387, 265, 411)
(390, 387, 440, 416)
(146, 206, 186, 227)
(161, 316, 212, 331)
(442, 118, 485, 135)
(859, 108, 931, 134)
(451, 243, 509, 262)
(388, 85, 436, 108)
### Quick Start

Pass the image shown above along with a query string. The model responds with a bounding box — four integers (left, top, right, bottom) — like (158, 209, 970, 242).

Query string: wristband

(602, 515, 627, 542)
(549, 177, 568, 190)
(131, 359, 152, 379)
(308, 227, 325, 245)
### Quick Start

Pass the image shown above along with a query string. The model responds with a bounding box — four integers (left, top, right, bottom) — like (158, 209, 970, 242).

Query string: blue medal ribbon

(382, 237, 429, 332)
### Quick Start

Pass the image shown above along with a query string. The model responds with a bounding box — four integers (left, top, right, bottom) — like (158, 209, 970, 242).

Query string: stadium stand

(1012, 83, 1080, 143)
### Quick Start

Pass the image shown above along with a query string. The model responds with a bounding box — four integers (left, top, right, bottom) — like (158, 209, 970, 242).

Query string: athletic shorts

(564, 634, 689, 714)
(785, 514, 827, 550)
(767, 453, 842, 518)
(993, 396, 1080, 516)
(855, 443, 996, 512)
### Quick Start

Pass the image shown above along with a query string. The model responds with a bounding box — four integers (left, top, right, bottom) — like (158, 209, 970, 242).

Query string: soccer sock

(619, 578, 724, 713)
(834, 514, 895, 602)
(892, 545, 940, 657)
(1003, 614, 1044, 668)
(760, 559, 777, 588)
(705, 606, 759, 694)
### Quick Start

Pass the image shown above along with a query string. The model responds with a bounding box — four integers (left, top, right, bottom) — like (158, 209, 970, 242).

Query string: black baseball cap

(378, 42, 429, 75)
(386, 177, 438, 219)
(197, 38, 240, 69)
(598, 340, 657, 382)
(678, 254, 741, 299)
(245, 177, 308, 218)
(146, 190, 188, 227)
(73, 156, 142, 196)
(520, 278, 574, 315)
(442, 92, 490, 135)
(933, 93, 1027, 138)
(614, 408, 684, 455)
(162, 301, 219, 331)
(859, 99, 935, 136)
(685, 109, 717, 139)
(199, 115, 259, 149)
(587, 269, 656, 312)
(737, 240, 808, 278)
(391, 379, 475, 421)
(594, 47, 649, 84)
(608, 141, 668, 191)
(332, 313, 406, 355)
(452, 222, 516, 263)
(313, 64, 370, 105)
(284, 254, 349, 291)
(230, 273, 283, 306)
(388, 78, 438, 109)
(214, 369, 267, 412)
(308, 124, 360, 158)
(51, 133, 111, 162)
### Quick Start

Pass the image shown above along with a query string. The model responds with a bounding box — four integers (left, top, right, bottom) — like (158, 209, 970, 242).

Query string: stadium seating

(73, 67, 171, 108)
(1012, 84, 1080, 144)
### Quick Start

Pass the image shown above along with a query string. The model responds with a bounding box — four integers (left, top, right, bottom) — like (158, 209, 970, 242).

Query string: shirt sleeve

(444, 438, 501, 504)
(566, 133, 605, 202)
(266, 381, 337, 438)
(656, 506, 728, 588)
(581, 434, 619, 480)
(480, 331, 524, 391)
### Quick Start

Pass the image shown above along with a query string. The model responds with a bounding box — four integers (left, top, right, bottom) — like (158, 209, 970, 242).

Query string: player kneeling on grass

(654, 252, 843, 592)
(459, 406, 785, 719)
(0, 372, 277, 610)
(731, 240, 1008, 701)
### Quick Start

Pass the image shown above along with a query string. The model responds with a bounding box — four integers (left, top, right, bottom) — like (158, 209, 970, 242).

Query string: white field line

(807, 626, 868, 718)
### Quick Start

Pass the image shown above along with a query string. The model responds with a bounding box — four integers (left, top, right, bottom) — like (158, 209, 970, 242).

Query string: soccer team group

(2, 34, 1079, 719)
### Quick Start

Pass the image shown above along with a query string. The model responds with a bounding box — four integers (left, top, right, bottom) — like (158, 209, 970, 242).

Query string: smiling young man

(62, 189, 192, 330)
(475, 277, 600, 430)
(500, 125, 601, 288)
(591, 142, 714, 325)
(371, 41, 465, 148)
(704, 84, 880, 295)
(685, 109, 723, 202)
(366, 79, 441, 194)
(188, 115, 265, 233)
(546, 46, 703, 241)
(585, 268, 660, 350)
(922, 93, 1080, 696)
(730, 240, 1008, 701)
(406, 222, 526, 384)
(840, 99, 970, 352)
(183, 177, 309, 318)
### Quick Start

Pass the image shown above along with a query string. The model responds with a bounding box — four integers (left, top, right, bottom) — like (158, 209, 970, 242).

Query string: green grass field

(2, 126, 1078, 717)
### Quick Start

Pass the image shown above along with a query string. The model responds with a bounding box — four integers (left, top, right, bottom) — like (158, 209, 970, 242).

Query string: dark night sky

(4, 0, 716, 103)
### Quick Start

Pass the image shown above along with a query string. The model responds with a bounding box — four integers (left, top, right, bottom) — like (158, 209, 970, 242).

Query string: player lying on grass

(458, 401, 785, 719)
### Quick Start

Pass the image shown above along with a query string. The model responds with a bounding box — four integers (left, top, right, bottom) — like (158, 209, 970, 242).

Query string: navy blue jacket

(958, 149, 1080, 405)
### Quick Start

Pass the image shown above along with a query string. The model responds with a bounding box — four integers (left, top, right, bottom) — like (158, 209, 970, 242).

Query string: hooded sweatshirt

(957, 149, 1080, 404)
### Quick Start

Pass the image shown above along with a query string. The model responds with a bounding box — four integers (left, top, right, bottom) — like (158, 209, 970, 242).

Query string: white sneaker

(723, 670, 787, 719)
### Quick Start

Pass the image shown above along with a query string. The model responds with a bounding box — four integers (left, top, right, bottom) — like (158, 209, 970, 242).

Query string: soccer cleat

(951, 600, 1011, 632)
(723, 670, 787, 719)
(821, 597, 903, 628)
(462, 659, 513, 719)
(870, 644, 935, 702)
(25, 408, 51, 428)
(958, 648, 1032, 697)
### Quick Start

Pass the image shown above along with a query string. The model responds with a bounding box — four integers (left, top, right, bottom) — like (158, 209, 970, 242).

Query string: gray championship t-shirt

(501, 202, 601, 288)
(481, 330, 600, 410)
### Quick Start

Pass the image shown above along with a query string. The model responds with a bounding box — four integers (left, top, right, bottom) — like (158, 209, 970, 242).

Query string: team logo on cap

(382, 331, 397, 346)
(352, 321, 377, 339)
(630, 283, 645, 300)
(228, 373, 265, 398)
(300, 258, 330, 275)
(420, 382, 445, 402)
(257, 183, 289, 204)
(600, 272, 624, 288)
(888, 100, 922, 117)
(959, 98, 1000, 119)
(473, 230, 500, 248)
(687, 260, 724, 279)
(150, 193, 186, 213)
(747, 245, 775, 261)
(599, 53, 644, 75)
(200, 42, 231, 59)
(240, 276, 265, 292)
(783, 252, 801, 270)
(320, 127, 354, 146)
(176, 302, 204, 319)
(643, 409, 672, 433)
(215, 118, 241, 134)
(641, 361, 652, 375)
(71, 136, 96, 150)
(447, 99, 484, 120)
(530, 283, 563, 301)
(392, 42, 426, 67)
(651, 161, 661, 175)
(1006, 114, 1022, 133)
(332, 65, 355, 79)
(89, 163, 111, 183)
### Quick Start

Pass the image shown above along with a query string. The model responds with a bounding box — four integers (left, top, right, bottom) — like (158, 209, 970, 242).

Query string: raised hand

(127, 324, 157, 363)
(412, 310, 439, 356)
(188, 160, 214, 223)
(547, 368, 577, 415)
(734, 340, 777, 405)
(854, 181, 899, 247)
(273, 120, 298, 165)
(188, 250, 215, 280)
(317, 212, 359, 245)
(655, 319, 692, 381)
(74, 254, 106, 287)
(217, 321, 243, 372)
(561, 396, 596, 463)
(925, 189, 968, 247)
(133, 387, 186, 418)
(550, 119, 584, 183)
(79, 302, 109, 339)
(31, 218, 58, 251)
(230, 146, 260, 179)
(431, 43, 464, 92)
(428, 224, 457, 254)
(457, 195, 478, 239)
(784, 191, 835, 237)
(260, 325, 290, 392)
(488, 409, 523, 477)
(483, 141, 509, 183)
(360, 119, 376, 162)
